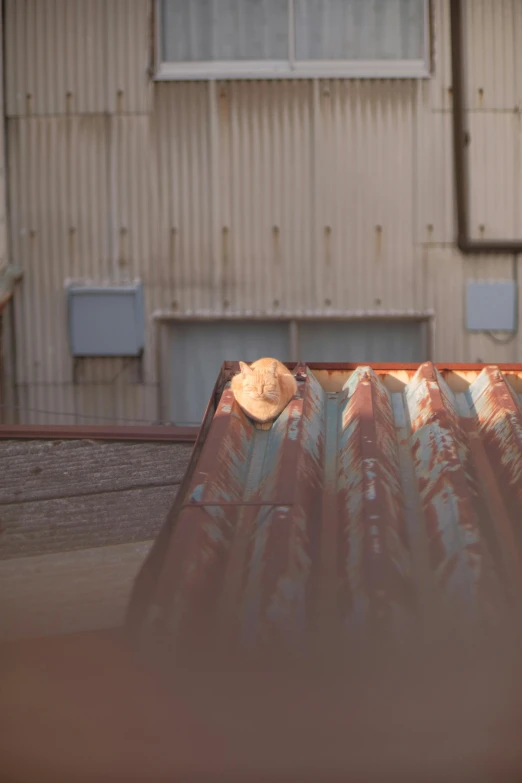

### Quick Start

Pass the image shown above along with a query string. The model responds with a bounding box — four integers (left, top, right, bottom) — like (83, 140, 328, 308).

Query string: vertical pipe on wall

(450, 0, 522, 254)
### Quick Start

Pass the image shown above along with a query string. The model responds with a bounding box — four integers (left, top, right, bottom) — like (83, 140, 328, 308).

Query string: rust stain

(375, 224, 383, 257)
(272, 225, 281, 271)
(218, 86, 229, 127)
(471, 367, 522, 551)
(222, 226, 229, 271)
(324, 225, 332, 267)
(338, 367, 414, 646)
(406, 363, 508, 634)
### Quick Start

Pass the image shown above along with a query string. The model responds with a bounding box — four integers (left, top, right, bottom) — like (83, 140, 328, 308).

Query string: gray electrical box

(68, 284, 145, 357)
(465, 280, 517, 332)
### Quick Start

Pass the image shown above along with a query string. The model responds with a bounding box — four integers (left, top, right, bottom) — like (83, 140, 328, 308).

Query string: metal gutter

(450, 0, 522, 254)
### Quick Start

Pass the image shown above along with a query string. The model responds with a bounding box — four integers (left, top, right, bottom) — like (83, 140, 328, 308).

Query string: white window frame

(154, 0, 431, 81)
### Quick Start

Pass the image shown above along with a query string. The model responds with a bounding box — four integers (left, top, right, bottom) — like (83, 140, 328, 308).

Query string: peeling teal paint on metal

(189, 483, 205, 502)
(138, 361, 522, 653)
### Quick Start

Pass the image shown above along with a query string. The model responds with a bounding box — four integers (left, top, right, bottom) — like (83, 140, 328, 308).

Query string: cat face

(239, 361, 280, 402)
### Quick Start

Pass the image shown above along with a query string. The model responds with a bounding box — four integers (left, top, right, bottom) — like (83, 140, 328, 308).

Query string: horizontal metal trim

(458, 238, 522, 255)
(0, 424, 199, 442)
(154, 62, 430, 81)
(221, 361, 522, 372)
(154, 311, 434, 322)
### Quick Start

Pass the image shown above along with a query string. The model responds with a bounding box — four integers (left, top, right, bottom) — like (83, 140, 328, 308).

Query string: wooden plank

(0, 439, 193, 503)
(0, 484, 178, 559)
(0, 540, 153, 640)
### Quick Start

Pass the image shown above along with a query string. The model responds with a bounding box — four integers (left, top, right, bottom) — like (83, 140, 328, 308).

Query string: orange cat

(230, 358, 297, 429)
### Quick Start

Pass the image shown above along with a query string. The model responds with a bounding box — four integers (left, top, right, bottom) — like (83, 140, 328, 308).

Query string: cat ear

(269, 361, 278, 376)
(239, 361, 251, 377)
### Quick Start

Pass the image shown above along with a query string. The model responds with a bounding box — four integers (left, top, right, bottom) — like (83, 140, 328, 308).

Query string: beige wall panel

(8, 117, 110, 386)
(468, 113, 520, 241)
(206, 79, 420, 314)
(426, 247, 520, 363)
(109, 115, 157, 282)
(106, 0, 153, 115)
(216, 79, 314, 314)
(516, 0, 522, 107)
(72, 362, 156, 426)
(463, 0, 518, 111)
(5, 0, 108, 117)
(415, 103, 455, 245)
(5, 0, 151, 118)
(152, 82, 215, 313)
(17, 383, 77, 426)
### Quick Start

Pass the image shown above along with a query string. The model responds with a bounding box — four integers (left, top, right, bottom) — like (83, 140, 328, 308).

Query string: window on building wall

(156, 0, 430, 80)
(164, 318, 428, 425)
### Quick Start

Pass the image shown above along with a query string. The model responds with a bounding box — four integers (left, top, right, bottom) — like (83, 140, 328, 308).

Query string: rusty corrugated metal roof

(129, 361, 522, 656)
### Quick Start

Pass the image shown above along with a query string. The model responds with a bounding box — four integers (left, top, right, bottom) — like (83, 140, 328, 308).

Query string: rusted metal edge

(0, 424, 199, 442)
(0, 289, 13, 313)
(450, 0, 522, 254)
(180, 501, 294, 509)
(224, 361, 522, 372)
(125, 364, 228, 633)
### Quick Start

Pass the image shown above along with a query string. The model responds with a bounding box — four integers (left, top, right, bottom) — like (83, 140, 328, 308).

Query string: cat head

(238, 361, 279, 402)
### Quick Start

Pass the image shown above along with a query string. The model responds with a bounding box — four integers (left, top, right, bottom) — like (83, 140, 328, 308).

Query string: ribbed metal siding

(421, 0, 522, 243)
(5, 0, 152, 117)
(462, 0, 521, 243)
(464, 0, 519, 111)
(468, 112, 520, 241)
(425, 249, 522, 364)
(116, 78, 420, 317)
(4, 0, 522, 425)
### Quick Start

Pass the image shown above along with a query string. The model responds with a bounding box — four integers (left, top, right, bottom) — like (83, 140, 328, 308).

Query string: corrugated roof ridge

(337, 366, 415, 644)
(404, 362, 511, 635)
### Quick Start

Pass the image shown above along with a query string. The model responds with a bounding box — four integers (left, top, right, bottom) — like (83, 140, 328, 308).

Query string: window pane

(295, 0, 425, 61)
(161, 0, 289, 62)
(168, 322, 290, 425)
(298, 321, 424, 362)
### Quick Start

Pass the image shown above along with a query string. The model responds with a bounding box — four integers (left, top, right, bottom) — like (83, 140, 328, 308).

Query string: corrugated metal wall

(3, 0, 522, 425)
(0, 6, 7, 275)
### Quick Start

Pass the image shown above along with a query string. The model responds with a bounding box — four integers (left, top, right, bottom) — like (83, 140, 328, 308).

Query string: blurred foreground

(2, 627, 522, 783)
